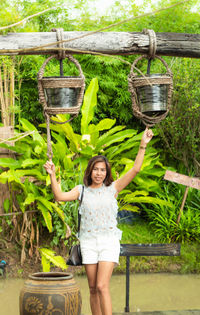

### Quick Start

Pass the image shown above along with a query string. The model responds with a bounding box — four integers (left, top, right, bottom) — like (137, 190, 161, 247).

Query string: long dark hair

(83, 155, 113, 187)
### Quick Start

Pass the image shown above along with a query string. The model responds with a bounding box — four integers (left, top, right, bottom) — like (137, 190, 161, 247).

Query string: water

(1, 274, 200, 314)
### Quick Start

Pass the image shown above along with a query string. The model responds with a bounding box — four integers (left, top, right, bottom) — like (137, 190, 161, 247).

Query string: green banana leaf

(20, 118, 45, 144)
(81, 78, 99, 134)
(37, 202, 52, 232)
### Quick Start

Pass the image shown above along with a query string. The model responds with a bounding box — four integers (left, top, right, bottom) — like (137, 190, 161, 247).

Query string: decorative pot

(19, 272, 82, 315)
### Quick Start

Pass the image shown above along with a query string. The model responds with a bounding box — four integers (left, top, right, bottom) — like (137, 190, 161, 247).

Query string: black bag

(66, 186, 84, 266)
(67, 244, 82, 266)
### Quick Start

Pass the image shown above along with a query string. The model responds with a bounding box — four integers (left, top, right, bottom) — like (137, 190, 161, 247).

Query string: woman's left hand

(141, 127, 154, 145)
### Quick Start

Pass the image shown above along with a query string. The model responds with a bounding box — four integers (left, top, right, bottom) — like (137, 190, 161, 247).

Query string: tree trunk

(0, 32, 200, 58)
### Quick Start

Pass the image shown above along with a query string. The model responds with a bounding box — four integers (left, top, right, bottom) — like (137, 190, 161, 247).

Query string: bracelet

(140, 145, 146, 150)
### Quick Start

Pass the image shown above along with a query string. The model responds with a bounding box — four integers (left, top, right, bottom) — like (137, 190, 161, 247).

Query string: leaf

(124, 196, 174, 208)
(39, 248, 68, 271)
(24, 193, 35, 206)
(96, 119, 116, 131)
(50, 116, 81, 152)
(41, 255, 50, 272)
(124, 191, 149, 201)
(79, 145, 94, 156)
(97, 129, 134, 151)
(46, 174, 51, 186)
(63, 155, 74, 171)
(133, 176, 161, 192)
(51, 203, 65, 222)
(0, 170, 22, 184)
(96, 125, 125, 150)
(106, 137, 138, 160)
(119, 204, 140, 212)
(0, 158, 21, 169)
(0, 143, 23, 154)
(36, 196, 53, 212)
(21, 159, 44, 168)
(35, 145, 44, 154)
(81, 78, 99, 134)
(20, 118, 45, 144)
(37, 202, 52, 232)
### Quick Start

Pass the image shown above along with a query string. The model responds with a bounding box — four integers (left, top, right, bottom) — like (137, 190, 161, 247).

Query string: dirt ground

(0, 238, 84, 279)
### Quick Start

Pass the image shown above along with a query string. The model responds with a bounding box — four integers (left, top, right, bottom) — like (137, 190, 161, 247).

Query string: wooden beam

(0, 32, 200, 58)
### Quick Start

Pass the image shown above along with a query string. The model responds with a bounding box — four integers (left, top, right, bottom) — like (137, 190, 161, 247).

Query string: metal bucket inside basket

(136, 74, 168, 116)
(44, 87, 80, 108)
(42, 76, 82, 109)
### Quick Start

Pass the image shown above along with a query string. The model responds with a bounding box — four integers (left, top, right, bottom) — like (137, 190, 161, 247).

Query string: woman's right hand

(43, 160, 56, 175)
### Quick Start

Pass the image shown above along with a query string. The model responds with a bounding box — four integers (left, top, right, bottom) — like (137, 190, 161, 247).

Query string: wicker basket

(128, 55, 173, 117)
(37, 55, 85, 115)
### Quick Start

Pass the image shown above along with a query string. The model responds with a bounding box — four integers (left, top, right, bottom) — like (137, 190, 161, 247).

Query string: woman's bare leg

(96, 261, 115, 315)
(85, 264, 102, 315)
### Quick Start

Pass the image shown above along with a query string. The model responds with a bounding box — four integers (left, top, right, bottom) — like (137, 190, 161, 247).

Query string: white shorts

(80, 234, 120, 265)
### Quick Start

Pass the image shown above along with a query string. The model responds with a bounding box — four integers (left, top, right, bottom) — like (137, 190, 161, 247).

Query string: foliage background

(0, 0, 199, 176)
(0, 0, 200, 271)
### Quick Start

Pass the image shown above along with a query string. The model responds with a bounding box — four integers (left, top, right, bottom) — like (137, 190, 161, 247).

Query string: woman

(44, 127, 153, 315)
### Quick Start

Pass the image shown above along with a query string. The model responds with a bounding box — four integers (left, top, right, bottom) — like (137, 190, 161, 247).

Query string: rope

(44, 111, 78, 158)
(45, 112, 53, 160)
(51, 28, 66, 60)
(143, 29, 157, 60)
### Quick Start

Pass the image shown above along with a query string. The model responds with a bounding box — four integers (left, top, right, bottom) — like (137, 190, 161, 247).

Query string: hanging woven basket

(37, 54, 85, 116)
(128, 55, 173, 126)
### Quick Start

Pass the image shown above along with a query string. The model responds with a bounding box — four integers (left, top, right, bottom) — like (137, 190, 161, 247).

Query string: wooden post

(176, 186, 189, 224)
(0, 32, 200, 58)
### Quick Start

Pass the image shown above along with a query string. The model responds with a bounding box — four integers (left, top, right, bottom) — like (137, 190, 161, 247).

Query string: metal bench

(120, 243, 181, 312)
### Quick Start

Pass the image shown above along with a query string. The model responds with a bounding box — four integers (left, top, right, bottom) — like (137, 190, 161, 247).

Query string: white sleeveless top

(77, 183, 122, 240)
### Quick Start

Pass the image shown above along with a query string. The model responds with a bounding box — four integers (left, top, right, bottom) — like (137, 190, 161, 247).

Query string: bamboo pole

(10, 59, 15, 126)
(3, 63, 9, 126)
(0, 66, 6, 125)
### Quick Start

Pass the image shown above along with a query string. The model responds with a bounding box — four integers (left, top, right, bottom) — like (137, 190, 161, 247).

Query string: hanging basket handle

(37, 54, 85, 81)
(130, 54, 173, 79)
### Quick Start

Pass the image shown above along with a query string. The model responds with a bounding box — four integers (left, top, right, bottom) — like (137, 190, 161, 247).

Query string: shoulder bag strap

(78, 185, 84, 233)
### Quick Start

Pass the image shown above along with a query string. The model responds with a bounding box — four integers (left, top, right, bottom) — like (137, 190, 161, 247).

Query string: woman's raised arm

(114, 128, 153, 193)
(43, 160, 79, 202)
